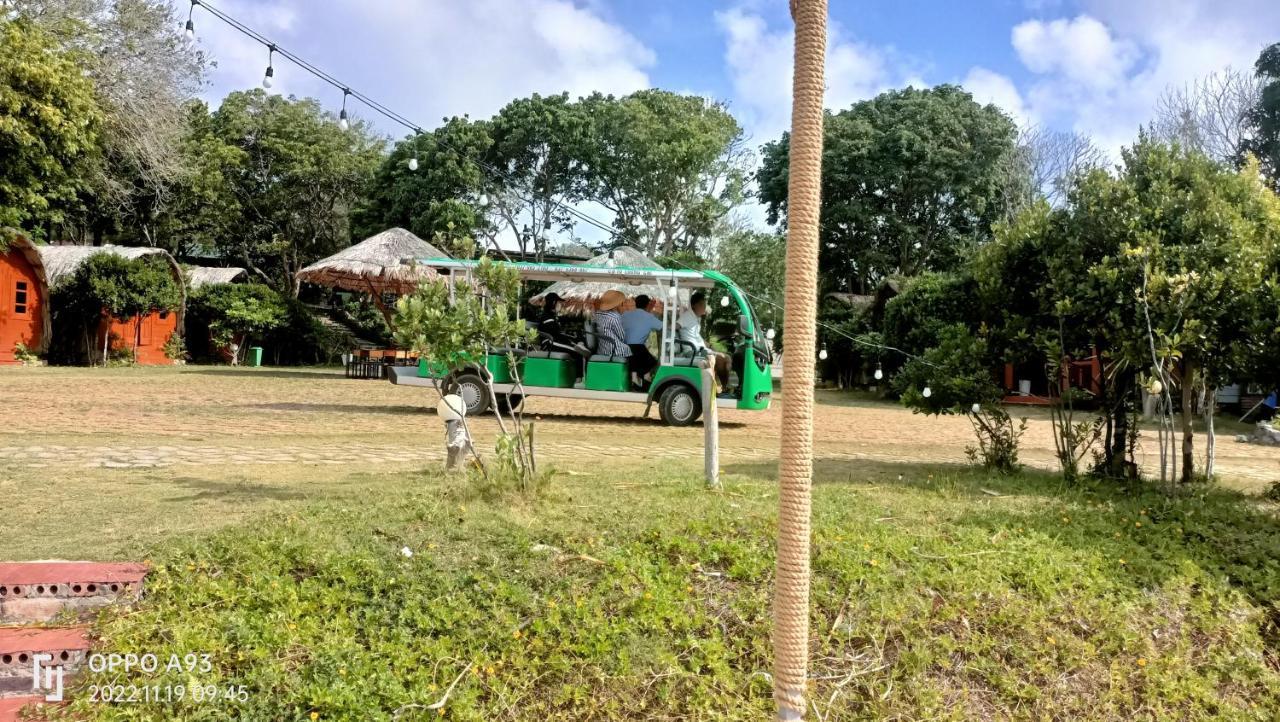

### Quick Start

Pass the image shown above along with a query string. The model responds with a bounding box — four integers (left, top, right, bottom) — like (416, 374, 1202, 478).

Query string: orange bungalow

(36, 244, 186, 366)
(0, 234, 50, 365)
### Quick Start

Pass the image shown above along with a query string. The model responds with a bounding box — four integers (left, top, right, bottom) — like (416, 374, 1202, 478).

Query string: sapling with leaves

(895, 324, 1027, 473)
(393, 256, 543, 492)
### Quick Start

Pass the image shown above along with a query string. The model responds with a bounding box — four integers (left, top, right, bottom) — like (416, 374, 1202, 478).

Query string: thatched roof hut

(37, 244, 184, 290)
(187, 266, 248, 289)
(295, 228, 448, 296)
(529, 246, 686, 316)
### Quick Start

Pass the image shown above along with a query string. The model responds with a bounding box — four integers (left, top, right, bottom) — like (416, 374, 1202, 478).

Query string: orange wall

(0, 250, 44, 365)
(98, 311, 178, 365)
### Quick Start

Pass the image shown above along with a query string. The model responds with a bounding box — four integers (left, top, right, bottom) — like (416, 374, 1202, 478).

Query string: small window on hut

(14, 281, 28, 315)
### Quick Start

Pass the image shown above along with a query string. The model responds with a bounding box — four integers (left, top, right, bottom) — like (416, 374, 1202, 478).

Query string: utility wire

(188, 0, 931, 369)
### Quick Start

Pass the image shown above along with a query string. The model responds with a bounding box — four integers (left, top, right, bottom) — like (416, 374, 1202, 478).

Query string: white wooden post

(702, 360, 720, 489)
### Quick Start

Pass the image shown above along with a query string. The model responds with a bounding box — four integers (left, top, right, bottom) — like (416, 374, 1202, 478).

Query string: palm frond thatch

(37, 244, 181, 289)
(295, 228, 449, 296)
(529, 246, 687, 317)
(186, 266, 248, 289)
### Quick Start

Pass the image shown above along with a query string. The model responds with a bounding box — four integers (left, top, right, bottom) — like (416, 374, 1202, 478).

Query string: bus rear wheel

(496, 393, 523, 414)
(658, 384, 702, 426)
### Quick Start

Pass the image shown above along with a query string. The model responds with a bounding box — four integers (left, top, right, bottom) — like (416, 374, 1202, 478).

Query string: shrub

(896, 324, 1025, 473)
(188, 284, 287, 364)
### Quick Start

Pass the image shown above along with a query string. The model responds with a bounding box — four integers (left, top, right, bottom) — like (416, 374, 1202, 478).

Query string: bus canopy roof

(412, 257, 721, 289)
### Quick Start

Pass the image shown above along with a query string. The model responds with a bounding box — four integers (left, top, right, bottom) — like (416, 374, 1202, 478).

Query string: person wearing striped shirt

(593, 290, 632, 359)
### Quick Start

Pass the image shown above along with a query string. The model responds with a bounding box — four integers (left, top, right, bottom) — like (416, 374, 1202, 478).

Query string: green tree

(487, 93, 588, 259)
(207, 90, 385, 295)
(578, 90, 748, 258)
(8, 0, 207, 245)
(354, 116, 490, 246)
(0, 19, 102, 238)
(394, 257, 542, 491)
(188, 283, 288, 364)
(54, 253, 182, 363)
(895, 324, 1025, 473)
(1247, 42, 1280, 191)
(758, 85, 1021, 293)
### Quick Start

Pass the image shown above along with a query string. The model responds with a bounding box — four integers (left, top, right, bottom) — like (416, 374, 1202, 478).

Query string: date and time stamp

(33, 652, 249, 705)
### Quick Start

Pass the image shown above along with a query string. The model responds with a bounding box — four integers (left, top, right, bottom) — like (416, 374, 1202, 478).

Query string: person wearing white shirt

(677, 291, 730, 390)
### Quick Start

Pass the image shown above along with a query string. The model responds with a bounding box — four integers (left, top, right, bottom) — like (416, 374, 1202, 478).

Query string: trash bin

(248, 346, 263, 367)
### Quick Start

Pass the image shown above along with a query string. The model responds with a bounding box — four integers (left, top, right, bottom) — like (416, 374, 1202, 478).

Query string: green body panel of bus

(523, 356, 576, 388)
(585, 359, 629, 391)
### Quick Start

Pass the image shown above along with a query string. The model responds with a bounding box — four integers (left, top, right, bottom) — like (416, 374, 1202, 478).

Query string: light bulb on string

(262, 45, 275, 88)
(183, 0, 197, 39)
(720, 295, 730, 308)
(406, 131, 420, 171)
(818, 346, 828, 361)
(667, 283, 678, 301)
(337, 88, 350, 131)
(922, 386, 932, 398)
(874, 365, 884, 380)
(766, 328, 776, 341)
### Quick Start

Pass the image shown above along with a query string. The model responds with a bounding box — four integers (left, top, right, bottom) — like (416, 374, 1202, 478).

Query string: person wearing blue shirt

(621, 294, 663, 384)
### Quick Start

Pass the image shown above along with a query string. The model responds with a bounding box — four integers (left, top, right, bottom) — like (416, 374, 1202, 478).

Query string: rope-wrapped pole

(774, 1, 826, 719)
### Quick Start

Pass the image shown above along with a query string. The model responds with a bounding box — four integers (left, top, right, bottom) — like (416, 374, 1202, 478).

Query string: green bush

(48, 253, 182, 364)
(187, 284, 287, 363)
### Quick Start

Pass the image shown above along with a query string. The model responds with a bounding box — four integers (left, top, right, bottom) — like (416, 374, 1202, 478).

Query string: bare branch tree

(1012, 124, 1107, 207)
(1153, 66, 1261, 165)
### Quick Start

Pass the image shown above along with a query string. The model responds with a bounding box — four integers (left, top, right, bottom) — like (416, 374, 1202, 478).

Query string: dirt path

(5, 367, 1277, 490)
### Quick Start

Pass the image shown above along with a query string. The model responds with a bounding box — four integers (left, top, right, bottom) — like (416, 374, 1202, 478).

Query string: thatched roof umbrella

(529, 246, 686, 317)
(295, 228, 449, 325)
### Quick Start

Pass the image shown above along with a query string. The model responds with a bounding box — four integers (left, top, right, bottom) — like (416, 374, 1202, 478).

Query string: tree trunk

(1180, 358, 1196, 484)
(1204, 384, 1216, 479)
(1108, 369, 1133, 478)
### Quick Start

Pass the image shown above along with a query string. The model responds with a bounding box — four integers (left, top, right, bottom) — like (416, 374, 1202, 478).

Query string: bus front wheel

(658, 384, 702, 426)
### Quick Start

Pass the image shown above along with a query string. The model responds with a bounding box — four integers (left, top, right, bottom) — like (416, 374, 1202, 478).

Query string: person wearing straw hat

(592, 289, 632, 360)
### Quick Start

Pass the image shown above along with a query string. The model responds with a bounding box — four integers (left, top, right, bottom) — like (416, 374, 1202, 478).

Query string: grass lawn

(1, 367, 1276, 719)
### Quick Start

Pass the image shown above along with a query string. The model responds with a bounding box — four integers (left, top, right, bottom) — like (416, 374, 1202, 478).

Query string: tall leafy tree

(354, 117, 490, 247)
(758, 85, 1021, 293)
(208, 90, 385, 295)
(0, 19, 102, 240)
(1247, 42, 1280, 191)
(487, 93, 588, 259)
(8, 0, 207, 244)
(578, 90, 748, 258)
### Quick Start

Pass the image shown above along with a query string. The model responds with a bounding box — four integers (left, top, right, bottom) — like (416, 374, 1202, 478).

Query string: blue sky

(192, 0, 1278, 153)
(190, 0, 1279, 237)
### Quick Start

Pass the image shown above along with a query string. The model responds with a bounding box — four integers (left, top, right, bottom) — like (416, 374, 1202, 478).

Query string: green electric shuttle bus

(386, 258, 774, 426)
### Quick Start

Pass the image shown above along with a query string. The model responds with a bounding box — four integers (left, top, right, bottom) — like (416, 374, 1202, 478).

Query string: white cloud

(961, 67, 1033, 126)
(192, 0, 653, 135)
(1009, 3, 1280, 157)
(715, 7, 912, 145)
(1012, 15, 1137, 89)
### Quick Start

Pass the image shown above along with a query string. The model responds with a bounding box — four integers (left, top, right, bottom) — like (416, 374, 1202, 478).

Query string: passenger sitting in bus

(621, 294, 662, 387)
(537, 293, 568, 343)
(593, 290, 632, 360)
(538, 292, 589, 378)
(678, 291, 732, 394)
